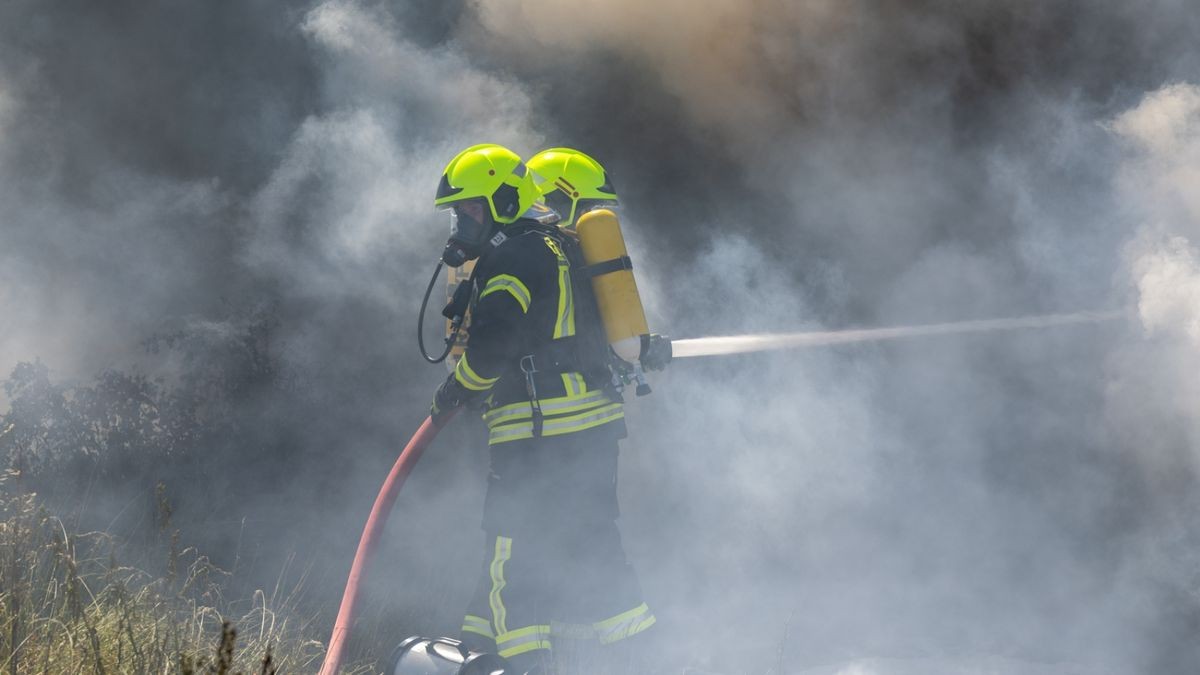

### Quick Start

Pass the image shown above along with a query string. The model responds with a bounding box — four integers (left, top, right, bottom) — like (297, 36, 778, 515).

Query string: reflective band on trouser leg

(496, 624, 553, 659)
(484, 390, 611, 427)
(455, 352, 499, 391)
(488, 402, 624, 445)
(488, 536, 512, 635)
(480, 274, 531, 313)
(461, 614, 494, 639)
(593, 602, 656, 645)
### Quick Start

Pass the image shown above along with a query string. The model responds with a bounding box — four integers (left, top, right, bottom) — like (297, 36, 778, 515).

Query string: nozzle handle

(633, 364, 651, 397)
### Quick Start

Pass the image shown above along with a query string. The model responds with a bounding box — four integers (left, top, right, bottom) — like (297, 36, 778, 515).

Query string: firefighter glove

(431, 374, 470, 426)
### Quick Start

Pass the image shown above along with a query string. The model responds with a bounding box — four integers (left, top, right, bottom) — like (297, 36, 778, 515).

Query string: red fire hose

(319, 411, 457, 675)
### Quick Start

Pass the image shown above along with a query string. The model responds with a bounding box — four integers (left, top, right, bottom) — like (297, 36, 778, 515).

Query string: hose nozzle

(639, 334, 672, 372)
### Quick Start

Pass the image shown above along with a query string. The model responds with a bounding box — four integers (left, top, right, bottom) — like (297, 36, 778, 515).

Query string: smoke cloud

(1134, 236, 1200, 346)
(3, 0, 1200, 673)
(1103, 82, 1200, 500)
(1114, 83, 1200, 345)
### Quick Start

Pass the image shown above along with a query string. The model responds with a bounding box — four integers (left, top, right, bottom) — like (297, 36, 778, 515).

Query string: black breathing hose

(417, 260, 456, 364)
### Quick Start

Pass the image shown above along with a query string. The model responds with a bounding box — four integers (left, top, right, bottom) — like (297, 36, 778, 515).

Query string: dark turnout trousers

(460, 425, 655, 665)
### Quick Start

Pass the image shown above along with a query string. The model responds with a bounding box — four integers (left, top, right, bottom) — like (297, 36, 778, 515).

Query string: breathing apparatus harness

(518, 220, 623, 436)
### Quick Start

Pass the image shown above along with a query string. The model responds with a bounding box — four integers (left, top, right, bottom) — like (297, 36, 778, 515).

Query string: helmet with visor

(526, 147, 618, 229)
(434, 143, 539, 266)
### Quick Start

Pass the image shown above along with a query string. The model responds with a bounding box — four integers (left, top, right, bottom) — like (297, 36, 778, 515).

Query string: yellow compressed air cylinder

(575, 209, 649, 363)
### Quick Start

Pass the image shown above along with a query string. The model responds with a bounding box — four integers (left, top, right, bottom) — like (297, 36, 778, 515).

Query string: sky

(2, 1, 1200, 672)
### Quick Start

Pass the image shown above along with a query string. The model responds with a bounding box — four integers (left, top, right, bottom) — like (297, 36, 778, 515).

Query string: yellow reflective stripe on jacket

(488, 402, 624, 445)
(483, 390, 611, 427)
(455, 353, 499, 392)
(560, 372, 585, 397)
(593, 602, 656, 645)
(496, 624, 552, 659)
(554, 257, 575, 338)
(546, 238, 575, 339)
(479, 274, 531, 314)
(462, 614, 494, 639)
(488, 536, 512, 635)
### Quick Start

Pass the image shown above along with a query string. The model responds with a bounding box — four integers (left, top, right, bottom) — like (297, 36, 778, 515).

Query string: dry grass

(0, 470, 334, 674)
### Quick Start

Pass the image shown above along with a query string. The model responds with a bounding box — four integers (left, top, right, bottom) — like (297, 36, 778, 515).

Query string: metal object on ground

(389, 636, 510, 675)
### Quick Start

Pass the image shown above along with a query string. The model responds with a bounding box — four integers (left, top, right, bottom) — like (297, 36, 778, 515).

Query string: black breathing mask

(440, 242, 471, 268)
(441, 198, 496, 268)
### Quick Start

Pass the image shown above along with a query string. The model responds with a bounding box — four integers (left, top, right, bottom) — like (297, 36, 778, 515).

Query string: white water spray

(671, 310, 1126, 358)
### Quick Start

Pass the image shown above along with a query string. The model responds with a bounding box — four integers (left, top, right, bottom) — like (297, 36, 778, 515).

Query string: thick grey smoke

(1100, 83, 1200, 598)
(2, 0, 1200, 673)
(465, 2, 1200, 672)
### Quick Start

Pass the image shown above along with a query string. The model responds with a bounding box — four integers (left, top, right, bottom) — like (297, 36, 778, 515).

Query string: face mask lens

(449, 199, 490, 245)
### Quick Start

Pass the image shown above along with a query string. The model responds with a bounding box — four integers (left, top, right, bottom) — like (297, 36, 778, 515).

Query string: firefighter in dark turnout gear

(429, 144, 655, 672)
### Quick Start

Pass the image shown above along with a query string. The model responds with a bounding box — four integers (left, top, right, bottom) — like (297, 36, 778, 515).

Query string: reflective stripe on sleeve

(455, 353, 500, 392)
(488, 402, 624, 445)
(479, 274, 531, 314)
(593, 602, 656, 645)
(462, 614, 494, 639)
(496, 624, 552, 659)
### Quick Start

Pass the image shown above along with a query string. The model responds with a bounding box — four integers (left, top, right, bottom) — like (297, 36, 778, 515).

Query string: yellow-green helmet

(435, 143, 538, 223)
(527, 147, 619, 228)
(434, 144, 540, 265)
